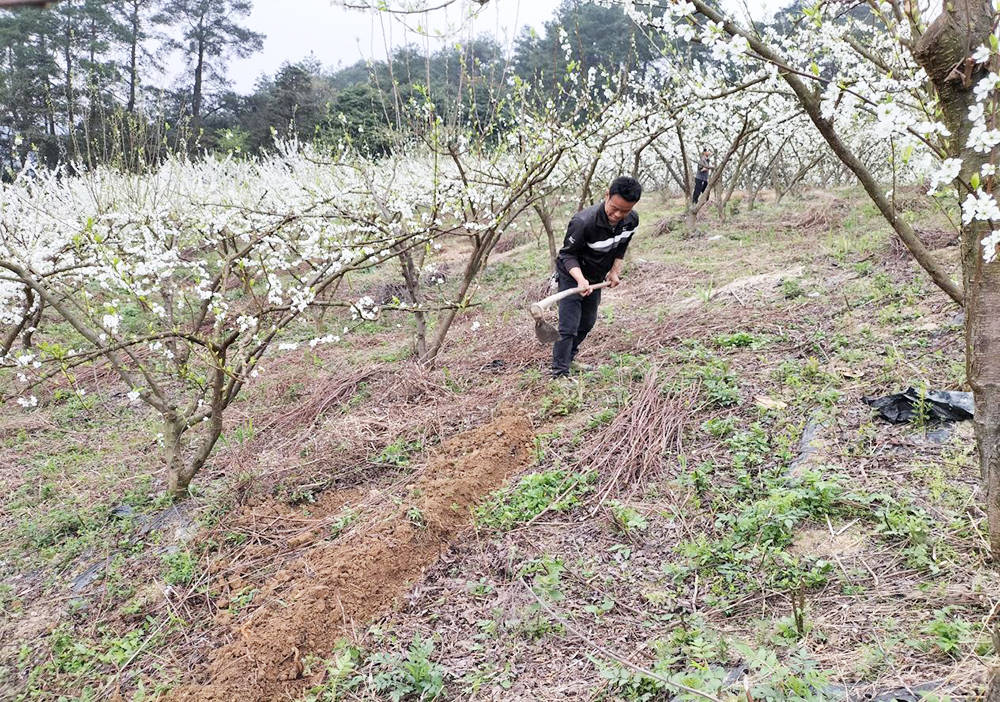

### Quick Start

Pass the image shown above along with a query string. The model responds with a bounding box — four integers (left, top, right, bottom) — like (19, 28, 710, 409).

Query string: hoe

(529, 281, 611, 343)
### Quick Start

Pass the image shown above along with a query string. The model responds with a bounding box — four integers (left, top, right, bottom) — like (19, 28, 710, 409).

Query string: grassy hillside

(1, 187, 994, 700)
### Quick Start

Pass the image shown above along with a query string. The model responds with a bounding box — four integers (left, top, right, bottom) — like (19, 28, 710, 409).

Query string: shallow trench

(169, 412, 535, 701)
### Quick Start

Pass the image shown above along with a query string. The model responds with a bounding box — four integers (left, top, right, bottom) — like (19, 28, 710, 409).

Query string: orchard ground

(2, 186, 996, 700)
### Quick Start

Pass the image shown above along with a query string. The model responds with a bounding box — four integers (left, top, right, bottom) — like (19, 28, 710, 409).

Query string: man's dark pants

(551, 268, 602, 377)
(692, 177, 708, 204)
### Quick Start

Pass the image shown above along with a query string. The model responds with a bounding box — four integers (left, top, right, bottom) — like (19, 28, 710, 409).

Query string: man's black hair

(609, 176, 642, 203)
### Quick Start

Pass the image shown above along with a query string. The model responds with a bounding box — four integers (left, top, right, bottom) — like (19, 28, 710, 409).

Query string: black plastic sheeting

(863, 387, 974, 424)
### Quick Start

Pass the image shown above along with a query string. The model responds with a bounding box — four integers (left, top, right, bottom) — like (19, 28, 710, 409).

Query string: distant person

(551, 176, 642, 379)
(692, 149, 713, 204)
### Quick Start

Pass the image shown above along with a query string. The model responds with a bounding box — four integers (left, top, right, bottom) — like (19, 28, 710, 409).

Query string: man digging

(551, 176, 642, 379)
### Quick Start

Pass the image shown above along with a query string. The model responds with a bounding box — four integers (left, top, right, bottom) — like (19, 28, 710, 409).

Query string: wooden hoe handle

(530, 281, 611, 319)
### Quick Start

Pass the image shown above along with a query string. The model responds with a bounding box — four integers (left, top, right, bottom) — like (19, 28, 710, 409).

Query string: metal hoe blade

(534, 317, 560, 344)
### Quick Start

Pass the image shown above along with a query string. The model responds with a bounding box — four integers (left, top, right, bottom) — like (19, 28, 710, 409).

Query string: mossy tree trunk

(913, 0, 999, 558)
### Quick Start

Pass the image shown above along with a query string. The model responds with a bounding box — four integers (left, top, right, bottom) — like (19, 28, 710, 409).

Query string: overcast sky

(225, 0, 564, 93)
(221, 0, 792, 94)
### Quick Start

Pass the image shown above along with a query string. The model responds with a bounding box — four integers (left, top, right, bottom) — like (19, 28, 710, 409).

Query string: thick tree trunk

(163, 418, 188, 497)
(163, 365, 226, 499)
(913, 0, 998, 557)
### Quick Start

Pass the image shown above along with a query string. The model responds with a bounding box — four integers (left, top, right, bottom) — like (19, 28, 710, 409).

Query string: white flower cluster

(351, 296, 380, 321)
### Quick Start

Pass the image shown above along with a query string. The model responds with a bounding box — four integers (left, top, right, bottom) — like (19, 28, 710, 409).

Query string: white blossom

(928, 158, 961, 194)
(982, 230, 1000, 263)
(963, 191, 1000, 225)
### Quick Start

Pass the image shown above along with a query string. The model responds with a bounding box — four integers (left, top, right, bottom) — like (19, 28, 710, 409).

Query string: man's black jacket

(556, 201, 639, 283)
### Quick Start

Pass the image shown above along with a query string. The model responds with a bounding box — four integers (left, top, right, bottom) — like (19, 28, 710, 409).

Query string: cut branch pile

(219, 366, 380, 468)
(787, 199, 849, 233)
(885, 227, 958, 263)
(578, 366, 693, 504)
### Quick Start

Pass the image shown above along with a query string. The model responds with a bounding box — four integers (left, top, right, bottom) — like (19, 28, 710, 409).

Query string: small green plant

(713, 331, 761, 348)
(583, 597, 616, 618)
(375, 439, 422, 467)
(406, 506, 426, 528)
(607, 501, 648, 536)
(701, 416, 735, 438)
(781, 278, 805, 298)
(369, 635, 445, 701)
(676, 460, 714, 496)
(915, 608, 973, 659)
(695, 281, 716, 302)
(683, 352, 740, 407)
(725, 423, 770, 471)
(911, 382, 932, 431)
(540, 378, 584, 417)
(329, 506, 359, 538)
(221, 588, 255, 615)
(475, 470, 595, 530)
(875, 506, 942, 572)
(220, 419, 255, 448)
(519, 555, 565, 599)
(587, 407, 617, 429)
(161, 550, 196, 586)
(302, 640, 362, 701)
(465, 579, 495, 598)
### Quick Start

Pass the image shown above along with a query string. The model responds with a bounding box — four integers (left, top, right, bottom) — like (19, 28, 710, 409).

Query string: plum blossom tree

(0, 144, 422, 497)
(629, 0, 1000, 556)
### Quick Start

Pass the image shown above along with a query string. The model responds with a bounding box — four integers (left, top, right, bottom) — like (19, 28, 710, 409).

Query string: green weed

(713, 331, 763, 348)
(701, 417, 735, 438)
(369, 635, 445, 701)
(607, 501, 648, 536)
(302, 640, 363, 701)
(329, 506, 359, 539)
(682, 347, 740, 407)
(913, 608, 973, 659)
(540, 378, 584, 417)
(375, 439, 422, 467)
(475, 470, 595, 530)
(161, 550, 196, 586)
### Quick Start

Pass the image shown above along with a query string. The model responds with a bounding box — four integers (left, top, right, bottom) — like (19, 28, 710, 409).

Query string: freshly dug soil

(171, 413, 534, 701)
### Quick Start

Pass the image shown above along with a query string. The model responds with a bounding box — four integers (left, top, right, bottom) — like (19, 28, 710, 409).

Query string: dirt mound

(171, 413, 535, 701)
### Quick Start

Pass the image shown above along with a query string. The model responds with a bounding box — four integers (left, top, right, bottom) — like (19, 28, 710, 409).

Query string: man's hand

(570, 267, 592, 296)
(607, 259, 624, 288)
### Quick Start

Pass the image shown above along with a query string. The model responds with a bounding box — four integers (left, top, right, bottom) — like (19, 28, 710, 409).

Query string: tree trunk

(398, 248, 427, 358)
(63, 27, 74, 155)
(163, 417, 188, 497)
(533, 200, 557, 270)
(688, 0, 965, 305)
(127, 0, 138, 113)
(163, 361, 227, 499)
(1, 286, 32, 356)
(191, 18, 205, 134)
(912, 0, 997, 557)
